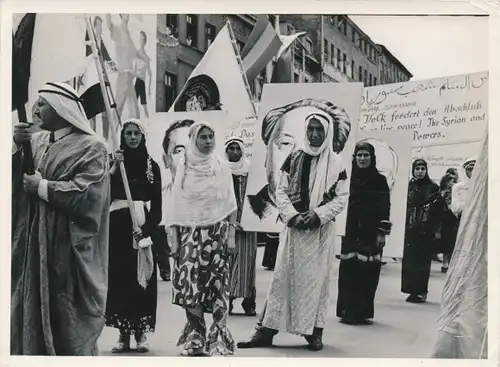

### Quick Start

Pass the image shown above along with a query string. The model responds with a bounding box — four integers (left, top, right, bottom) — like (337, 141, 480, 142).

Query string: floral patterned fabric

(172, 221, 235, 355)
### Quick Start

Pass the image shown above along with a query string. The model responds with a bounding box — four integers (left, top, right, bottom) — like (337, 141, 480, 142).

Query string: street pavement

(97, 247, 446, 358)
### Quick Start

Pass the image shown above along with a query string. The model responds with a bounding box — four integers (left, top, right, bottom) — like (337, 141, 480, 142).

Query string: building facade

(155, 14, 413, 112)
(156, 14, 265, 112)
(280, 14, 413, 86)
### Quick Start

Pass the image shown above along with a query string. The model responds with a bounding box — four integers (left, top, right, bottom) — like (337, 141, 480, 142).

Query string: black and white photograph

(2, 1, 496, 364)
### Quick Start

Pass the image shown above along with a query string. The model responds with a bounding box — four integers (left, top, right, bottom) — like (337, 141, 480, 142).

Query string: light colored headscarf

(463, 157, 477, 170)
(37, 82, 99, 139)
(122, 118, 146, 135)
(171, 121, 237, 227)
(225, 137, 249, 176)
(302, 112, 342, 209)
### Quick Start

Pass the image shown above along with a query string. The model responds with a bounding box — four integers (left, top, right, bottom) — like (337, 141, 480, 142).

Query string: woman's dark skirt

(337, 256, 382, 320)
(401, 235, 433, 295)
(105, 208, 158, 335)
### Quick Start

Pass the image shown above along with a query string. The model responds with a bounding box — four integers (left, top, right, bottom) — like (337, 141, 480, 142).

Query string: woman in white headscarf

(225, 137, 258, 316)
(171, 121, 238, 357)
(105, 118, 162, 353)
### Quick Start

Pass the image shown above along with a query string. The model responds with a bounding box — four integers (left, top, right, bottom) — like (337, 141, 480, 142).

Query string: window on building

(323, 39, 329, 62)
(165, 71, 177, 111)
(205, 22, 216, 50)
(369, 74, 373, 86)
(352, 29, 357, 44)
(337, 49, 342, 70)
(342, 52, 347, 74)
(331, 44, 336, 67)
(351, 60, 355, 80)
(166, 15, 179, 39)
(186, 14, 198, 48)
(374, 76, 377, 85)
(342, 20, 347, 36)
(294, 72, 300, 83)
(358, 66, 363, 82)
(364, 69, 368, 86)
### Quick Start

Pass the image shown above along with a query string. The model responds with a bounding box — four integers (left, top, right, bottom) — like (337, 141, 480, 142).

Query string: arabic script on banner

(359, 71, 488, 147)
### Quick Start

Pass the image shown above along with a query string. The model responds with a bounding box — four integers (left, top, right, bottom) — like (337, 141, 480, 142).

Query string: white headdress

(38, 82, 99, 138)
(225, 137, 249, 176)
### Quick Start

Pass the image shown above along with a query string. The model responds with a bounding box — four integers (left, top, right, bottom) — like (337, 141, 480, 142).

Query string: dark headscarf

(344, 141, 392, 246)
(349, 142, 386, 208)
(120, 120, 153, 183)
(408, 158, 439, 209)
(352, 142, 378, 176)
(411, 159, 432, 183)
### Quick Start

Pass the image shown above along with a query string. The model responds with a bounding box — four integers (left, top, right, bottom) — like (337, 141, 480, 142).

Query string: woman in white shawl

(171, 121, 238, 356)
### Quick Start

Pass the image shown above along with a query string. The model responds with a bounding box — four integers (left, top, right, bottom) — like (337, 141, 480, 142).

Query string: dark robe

(262, 233, 279, 270)
(105, 150, 162, 336)
(439, 187, 460, 257)
(337, 167, 391, 321)
(401, 177, 442, 295)
(11, 131, 110, 355)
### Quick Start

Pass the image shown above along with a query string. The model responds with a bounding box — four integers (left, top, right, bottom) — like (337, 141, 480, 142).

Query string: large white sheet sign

(360, 71, 488, 147)
(241, 82, 364, 234)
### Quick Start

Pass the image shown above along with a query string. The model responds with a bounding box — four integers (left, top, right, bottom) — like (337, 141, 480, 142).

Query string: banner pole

(85, 16, 140, 235)
(227, 21, 258, 117)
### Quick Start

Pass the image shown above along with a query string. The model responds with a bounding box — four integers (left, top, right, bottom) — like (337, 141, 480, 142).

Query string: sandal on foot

(111, 335, 131, 353)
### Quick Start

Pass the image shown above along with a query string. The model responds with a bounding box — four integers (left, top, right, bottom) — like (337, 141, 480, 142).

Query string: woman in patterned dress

(170, 121, 238, 356)
(105, 119, 162, 353)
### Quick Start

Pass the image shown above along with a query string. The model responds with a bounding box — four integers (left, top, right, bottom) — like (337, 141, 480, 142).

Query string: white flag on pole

(169, 24, 255, 123)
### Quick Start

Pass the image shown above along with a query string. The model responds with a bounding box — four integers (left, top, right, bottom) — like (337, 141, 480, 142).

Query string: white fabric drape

(432, 131, 488, 359)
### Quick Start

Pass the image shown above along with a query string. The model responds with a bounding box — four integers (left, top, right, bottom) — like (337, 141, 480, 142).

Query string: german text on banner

(359, 71, 488, 147)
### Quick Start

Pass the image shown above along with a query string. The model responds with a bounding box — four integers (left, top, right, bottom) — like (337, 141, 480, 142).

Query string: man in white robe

(238, 102, 351, 351)
(450, 157, 476, 218)
(11, 82, 110, 355)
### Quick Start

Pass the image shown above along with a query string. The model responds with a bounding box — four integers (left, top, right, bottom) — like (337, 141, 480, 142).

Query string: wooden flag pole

(85, 16, 140, 234)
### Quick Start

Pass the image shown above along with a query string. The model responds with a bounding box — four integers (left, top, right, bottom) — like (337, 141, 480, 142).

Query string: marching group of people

(11, 81, 476, 357)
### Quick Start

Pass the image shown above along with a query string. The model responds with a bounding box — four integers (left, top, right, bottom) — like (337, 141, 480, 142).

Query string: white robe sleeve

(450, 182, 465, 217)
(276, 171, 300, 225)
